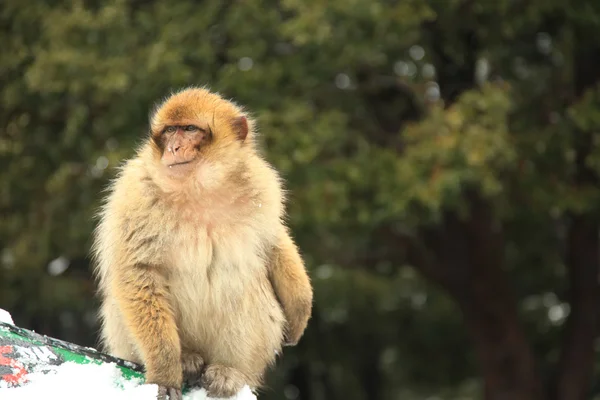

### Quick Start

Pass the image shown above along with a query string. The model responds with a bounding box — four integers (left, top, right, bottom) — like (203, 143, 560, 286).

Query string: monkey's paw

(201, 364, 246, 398)
(182, 352, 206, 387)
(157, 385, 182, 400)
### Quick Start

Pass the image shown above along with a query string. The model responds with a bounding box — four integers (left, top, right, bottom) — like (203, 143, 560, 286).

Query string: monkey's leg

(269, 231, 313, 346)
(112, 264, 182, 400)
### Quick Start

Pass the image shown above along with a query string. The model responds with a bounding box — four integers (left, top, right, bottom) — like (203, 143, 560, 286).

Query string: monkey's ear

(232, 116, 249, 141)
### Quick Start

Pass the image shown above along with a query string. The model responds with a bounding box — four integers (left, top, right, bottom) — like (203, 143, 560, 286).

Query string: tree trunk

(359, 333, 382, 400)
(553, 27, 600, 400)
(554, 216, 600, 400)
(457, 194, 542, 400)
(459, 287, 542, 400)
(411, 193, 543, 400)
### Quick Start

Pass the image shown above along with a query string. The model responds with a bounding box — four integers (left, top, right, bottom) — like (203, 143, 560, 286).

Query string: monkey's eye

(164, 126, 177, 134)
(184, 125, 199, 132)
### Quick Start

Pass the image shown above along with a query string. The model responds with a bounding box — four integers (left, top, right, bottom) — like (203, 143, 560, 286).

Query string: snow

(186, 385, 255, 400)
(0, 308, 257, 400)
(0, 308, 14, 325)
(0, 362, 158, 400)
(0, 358, 257, 400)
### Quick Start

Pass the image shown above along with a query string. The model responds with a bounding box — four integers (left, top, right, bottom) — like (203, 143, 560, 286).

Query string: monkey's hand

(157, 386, 182, 400)
(283, 316, 309, 347)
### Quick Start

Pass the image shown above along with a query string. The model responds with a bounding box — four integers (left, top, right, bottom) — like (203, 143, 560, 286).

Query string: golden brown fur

(92, 87, 313, 398)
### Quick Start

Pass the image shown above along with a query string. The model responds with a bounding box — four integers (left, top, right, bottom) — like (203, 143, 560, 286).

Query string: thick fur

(92, 87, 313, 396)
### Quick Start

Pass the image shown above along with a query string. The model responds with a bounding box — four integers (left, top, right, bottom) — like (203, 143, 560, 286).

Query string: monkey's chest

(167, 225, 270, 310)
(167, 227, 281, 353)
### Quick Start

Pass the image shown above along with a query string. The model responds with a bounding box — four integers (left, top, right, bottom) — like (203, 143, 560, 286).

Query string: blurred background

(2, 1, 600, 399)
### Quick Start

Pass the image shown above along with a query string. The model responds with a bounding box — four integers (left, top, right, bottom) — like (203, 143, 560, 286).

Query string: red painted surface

(0, 345, 28, 386)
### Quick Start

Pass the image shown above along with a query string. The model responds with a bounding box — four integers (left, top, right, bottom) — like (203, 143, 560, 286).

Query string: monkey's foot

(182, 352, 205, 387)
(157, 385, 182, 400)
(201, 364, 246, 398)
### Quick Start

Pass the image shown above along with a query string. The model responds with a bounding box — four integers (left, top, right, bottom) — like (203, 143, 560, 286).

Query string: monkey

(91, 87, 313, 400)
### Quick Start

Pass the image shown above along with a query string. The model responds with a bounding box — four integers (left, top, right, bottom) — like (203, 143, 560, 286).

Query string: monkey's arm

(112, 264, 182, 396)
(269, 231, 313, 346)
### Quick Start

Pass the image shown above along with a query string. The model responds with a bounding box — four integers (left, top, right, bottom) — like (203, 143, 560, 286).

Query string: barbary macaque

(92, 87, 313, 400)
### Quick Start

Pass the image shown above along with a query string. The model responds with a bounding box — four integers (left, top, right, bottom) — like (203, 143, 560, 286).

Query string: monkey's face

(154, 122, 211, 176)
(149, 88, 249, 181)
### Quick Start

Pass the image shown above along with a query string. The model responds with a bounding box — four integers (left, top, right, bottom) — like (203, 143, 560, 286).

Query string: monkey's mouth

(167, 160, 193, 168)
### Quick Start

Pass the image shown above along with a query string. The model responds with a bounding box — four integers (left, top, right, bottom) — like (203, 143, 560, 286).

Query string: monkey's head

(147, 87, 254, 184)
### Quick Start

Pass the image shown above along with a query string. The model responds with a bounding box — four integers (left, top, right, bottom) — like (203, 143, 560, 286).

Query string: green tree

(2, 1, 600, 399)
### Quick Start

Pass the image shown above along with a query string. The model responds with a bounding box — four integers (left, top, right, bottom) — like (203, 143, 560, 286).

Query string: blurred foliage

(2, 0, 600, 399)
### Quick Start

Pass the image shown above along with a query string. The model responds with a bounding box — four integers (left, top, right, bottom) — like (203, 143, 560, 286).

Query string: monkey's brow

(161, 123, 206, 130)
(160, 117, 208, 126)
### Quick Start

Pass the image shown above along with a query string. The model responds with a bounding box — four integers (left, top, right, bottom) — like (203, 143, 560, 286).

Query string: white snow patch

(0, 362, 157, 400)
(0, 308, 256, 399)
(186, 385, 256, 400)
(0, 359, 256, 400)
(0, 308, 14, 325)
